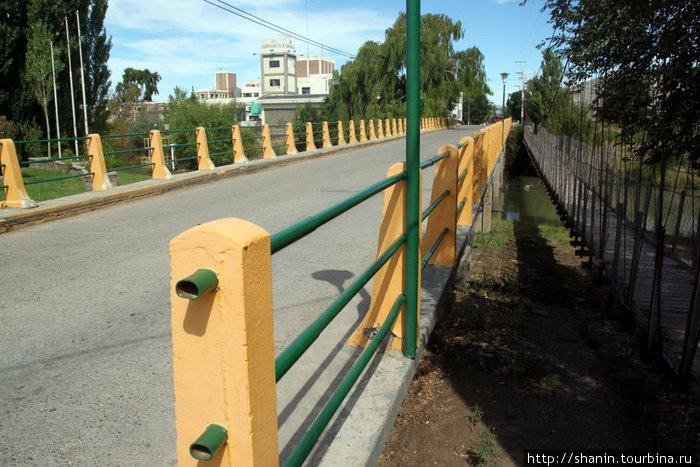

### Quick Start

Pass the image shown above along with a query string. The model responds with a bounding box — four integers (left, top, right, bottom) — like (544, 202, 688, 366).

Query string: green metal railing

(14, 137, 93, 188)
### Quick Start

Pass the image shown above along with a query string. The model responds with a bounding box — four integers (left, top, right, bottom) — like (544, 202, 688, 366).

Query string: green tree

(115, 68, 162, 102)
(525, 48, 565, 132)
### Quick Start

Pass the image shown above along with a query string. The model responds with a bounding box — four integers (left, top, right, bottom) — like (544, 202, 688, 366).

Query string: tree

(24, 18, 63, 156)
(79, 0, 112, 134)
(116, 68, 161, 102)
(525, 48, 565, 132)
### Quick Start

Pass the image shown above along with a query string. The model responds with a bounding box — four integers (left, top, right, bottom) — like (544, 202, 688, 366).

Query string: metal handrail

(421, 227, 449, 270)
(23, 171, 94, 186)
(422, 189, 449, 222)
(419, 150, 448, 170)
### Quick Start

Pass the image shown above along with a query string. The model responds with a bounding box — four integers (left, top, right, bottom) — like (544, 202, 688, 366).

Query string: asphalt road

(0, 126, 482, 466)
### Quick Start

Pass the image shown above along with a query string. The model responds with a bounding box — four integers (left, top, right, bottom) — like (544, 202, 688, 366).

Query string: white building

(296, 56, 335, 95)
(260, 39, 297, 96)
(195, 71, 240, 100)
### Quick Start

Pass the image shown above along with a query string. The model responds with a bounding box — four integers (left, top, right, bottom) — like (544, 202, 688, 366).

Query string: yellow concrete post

(377, 119, 385, 139)
(285, 123, 298, 155)
(337, 121, 347, 146)
(348, 120, 358, 144)
(385, 119, 392, 137)
(232, 125, 248, 163)
(196, 127, 216, 170)
(305, 122, 317, 152)
(149, 130, 173, 179)
(391, 118, 397, 135)
(397, 118, 403, 135)
(0, 139, 37, 208)
(169, 218, 279, 467)
(86, 133, 113, 191)
(348, 162, 420, 350)
(457, 136, 475, 226)
(472, 131, 485, 202)
(359, 120, 368, 142)
(261, 124, 277, 159)
(422, 145, 458, 266)
(368, 119, 377, 140)
(322, 121, 332, 148)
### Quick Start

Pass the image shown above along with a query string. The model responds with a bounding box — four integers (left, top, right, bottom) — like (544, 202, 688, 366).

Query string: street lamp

(500, 72, 508, 147)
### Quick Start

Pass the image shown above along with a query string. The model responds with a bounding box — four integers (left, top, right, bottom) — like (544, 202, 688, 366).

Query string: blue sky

(105, 0, 555, 106)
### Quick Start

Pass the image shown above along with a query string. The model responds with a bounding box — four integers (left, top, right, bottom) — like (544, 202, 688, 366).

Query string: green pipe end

(190, 424, 227, 461)
(176, 269, 218, 300)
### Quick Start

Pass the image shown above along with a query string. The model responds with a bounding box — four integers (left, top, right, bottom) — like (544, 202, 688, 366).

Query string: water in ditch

(499, 174, 563, 227)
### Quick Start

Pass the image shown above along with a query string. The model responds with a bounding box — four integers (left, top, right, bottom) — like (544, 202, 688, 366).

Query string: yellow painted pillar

(385, 119, 392, 137)
(285, 123, 298, 155)
(397, 118, 403, 135)
(348, 162, 420, 350)
(170, 218, 279, 467)
(473, 131, 485, 202)
(457, 136, 475, 226)
(391, 118, 397, 135)
(368, 119, 377, 141)
(337, 121, 347, 146)
(377, 119, 384, 139)
(86, 133, 113, 191)
(150, 130, 173, 179)
(232, 125, 248, 163)
(0, 139, 37, 208)
(322, 121, 332, 148)
(422, 145, 458, 266)
(305, 122, 317, 152)
(359, 120, 368, 142)
(261, 124, 277, 159)
(348, 120, 358, 144)
(196, 127, 216, 170)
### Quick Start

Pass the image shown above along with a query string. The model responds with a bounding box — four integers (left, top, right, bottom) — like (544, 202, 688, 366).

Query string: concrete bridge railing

(168, 118, 511, 465)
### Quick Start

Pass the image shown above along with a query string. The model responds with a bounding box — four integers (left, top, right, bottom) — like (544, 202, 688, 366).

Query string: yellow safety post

(337, 121, 347, 146)
(169, 218, 279, 467)
(392, 118, 397, 136)
(348, 120, 358, 144)
(422, 145, 458, 266)
(305, 122, 317, 152)
(285, 123, 298, 155)
(348, 162, 420, 350)
(232, 125, 248, 163)
(0, 139, 37, 208)
(377, 119, 385, 139)
(261, 124, 276, 159)
(456, 136, 475, 226)
(322, 121, 332, 148)
(196, 127, 216, 170)
(359, 120, 368, 142)
(149, 130, 173, 179)
(385, 119, 392, 137)
(397, 118, 403, 135)
(472, 131, 485, 202)
(368, 119, 377, 140)
(86, 133, 113, 191)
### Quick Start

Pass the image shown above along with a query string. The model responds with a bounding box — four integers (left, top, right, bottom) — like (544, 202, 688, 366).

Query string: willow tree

(331, 12, 490, 120)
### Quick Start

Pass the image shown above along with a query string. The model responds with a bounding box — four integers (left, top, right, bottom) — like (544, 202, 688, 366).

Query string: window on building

(301, 87, 311, 95)
(270, 79, 281, 87)
(269, 60, 280, 68)
(253, 92, 259, 97)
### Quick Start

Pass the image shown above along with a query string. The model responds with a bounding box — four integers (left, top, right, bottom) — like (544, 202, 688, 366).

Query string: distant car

(493, 115, 503, 123)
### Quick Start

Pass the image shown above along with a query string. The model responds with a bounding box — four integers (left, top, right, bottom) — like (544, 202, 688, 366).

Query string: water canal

(499, 174, 563, 227)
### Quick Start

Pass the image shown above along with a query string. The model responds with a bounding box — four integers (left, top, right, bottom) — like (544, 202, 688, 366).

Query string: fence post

(423, 145, 458, 266)
(285, 123, 298, 155)
(305, 122, 317, 152)
(359, 120, 368, 142)
(385, 119, 392, 137)
(196, 127, 216, 170)
(169, 218, 279, 467)
(337, 121, 347, 146)
(0, 139, 37, 208)
(348, 120, 358, 144)
(377, 119, 385, 139)
(149, 130, 173, 179)
(392, 118, 398, 135)
(457, 136, 475, 226)
(86, 134, 113, 191)
(232, 125, 248, 163)
(322, 121, 332, 148)
(261, 124, 276, 159)
(368, 119, 377, 140)
(398, 118, 404, 135)
(348, 162, 418, 350)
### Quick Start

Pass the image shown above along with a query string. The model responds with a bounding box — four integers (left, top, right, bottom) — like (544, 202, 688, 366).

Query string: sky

(104, 0, 555, 107)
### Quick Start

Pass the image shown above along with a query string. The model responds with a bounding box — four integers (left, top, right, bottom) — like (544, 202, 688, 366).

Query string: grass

(1, 167, 150, 203)
(474, 219, 514, 248)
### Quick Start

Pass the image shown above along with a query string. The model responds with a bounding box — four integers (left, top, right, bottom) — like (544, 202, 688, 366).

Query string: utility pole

(76, 11, 89, 135)
(65, 17, 79, 155)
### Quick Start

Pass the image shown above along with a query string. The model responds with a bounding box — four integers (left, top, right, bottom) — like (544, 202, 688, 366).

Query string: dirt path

(378, 219, 698, 466)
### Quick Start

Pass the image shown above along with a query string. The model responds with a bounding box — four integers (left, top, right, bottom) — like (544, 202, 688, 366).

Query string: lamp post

(500, 72, 508, 147)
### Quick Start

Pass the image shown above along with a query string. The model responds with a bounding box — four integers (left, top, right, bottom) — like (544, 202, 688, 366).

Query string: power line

(202, 0, 358, 60)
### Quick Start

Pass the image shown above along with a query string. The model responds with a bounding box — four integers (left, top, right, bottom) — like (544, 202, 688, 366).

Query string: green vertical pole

(404, 0, 421, 358)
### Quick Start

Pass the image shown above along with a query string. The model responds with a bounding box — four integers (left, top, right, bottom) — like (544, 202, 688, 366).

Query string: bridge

(0, 121, 508, 465)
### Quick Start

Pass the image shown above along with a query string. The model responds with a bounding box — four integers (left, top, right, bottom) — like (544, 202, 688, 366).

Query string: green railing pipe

(457, 197, 467, 216)
(421, 227, 449, 270)
(270, 172, 407, 254)
(103, 147, 152, 156)
(175, 269, 218, 300)
(23, 172, 94, 186)
(15, 136, 89, 144)
(419, 150, 448, 170)
(275, 234, 406, 382)
(458, 168, 468, 182)
(101, 131, 151, 139)
(422, 189, 449, 222)
(20, 154, 90, 165)
(283, 293, 405, 467)
(189, 424, 227, 461)
(207, 138, 232, 144)
(108, 163, 155, 172)
(404, 0, 421, 358)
